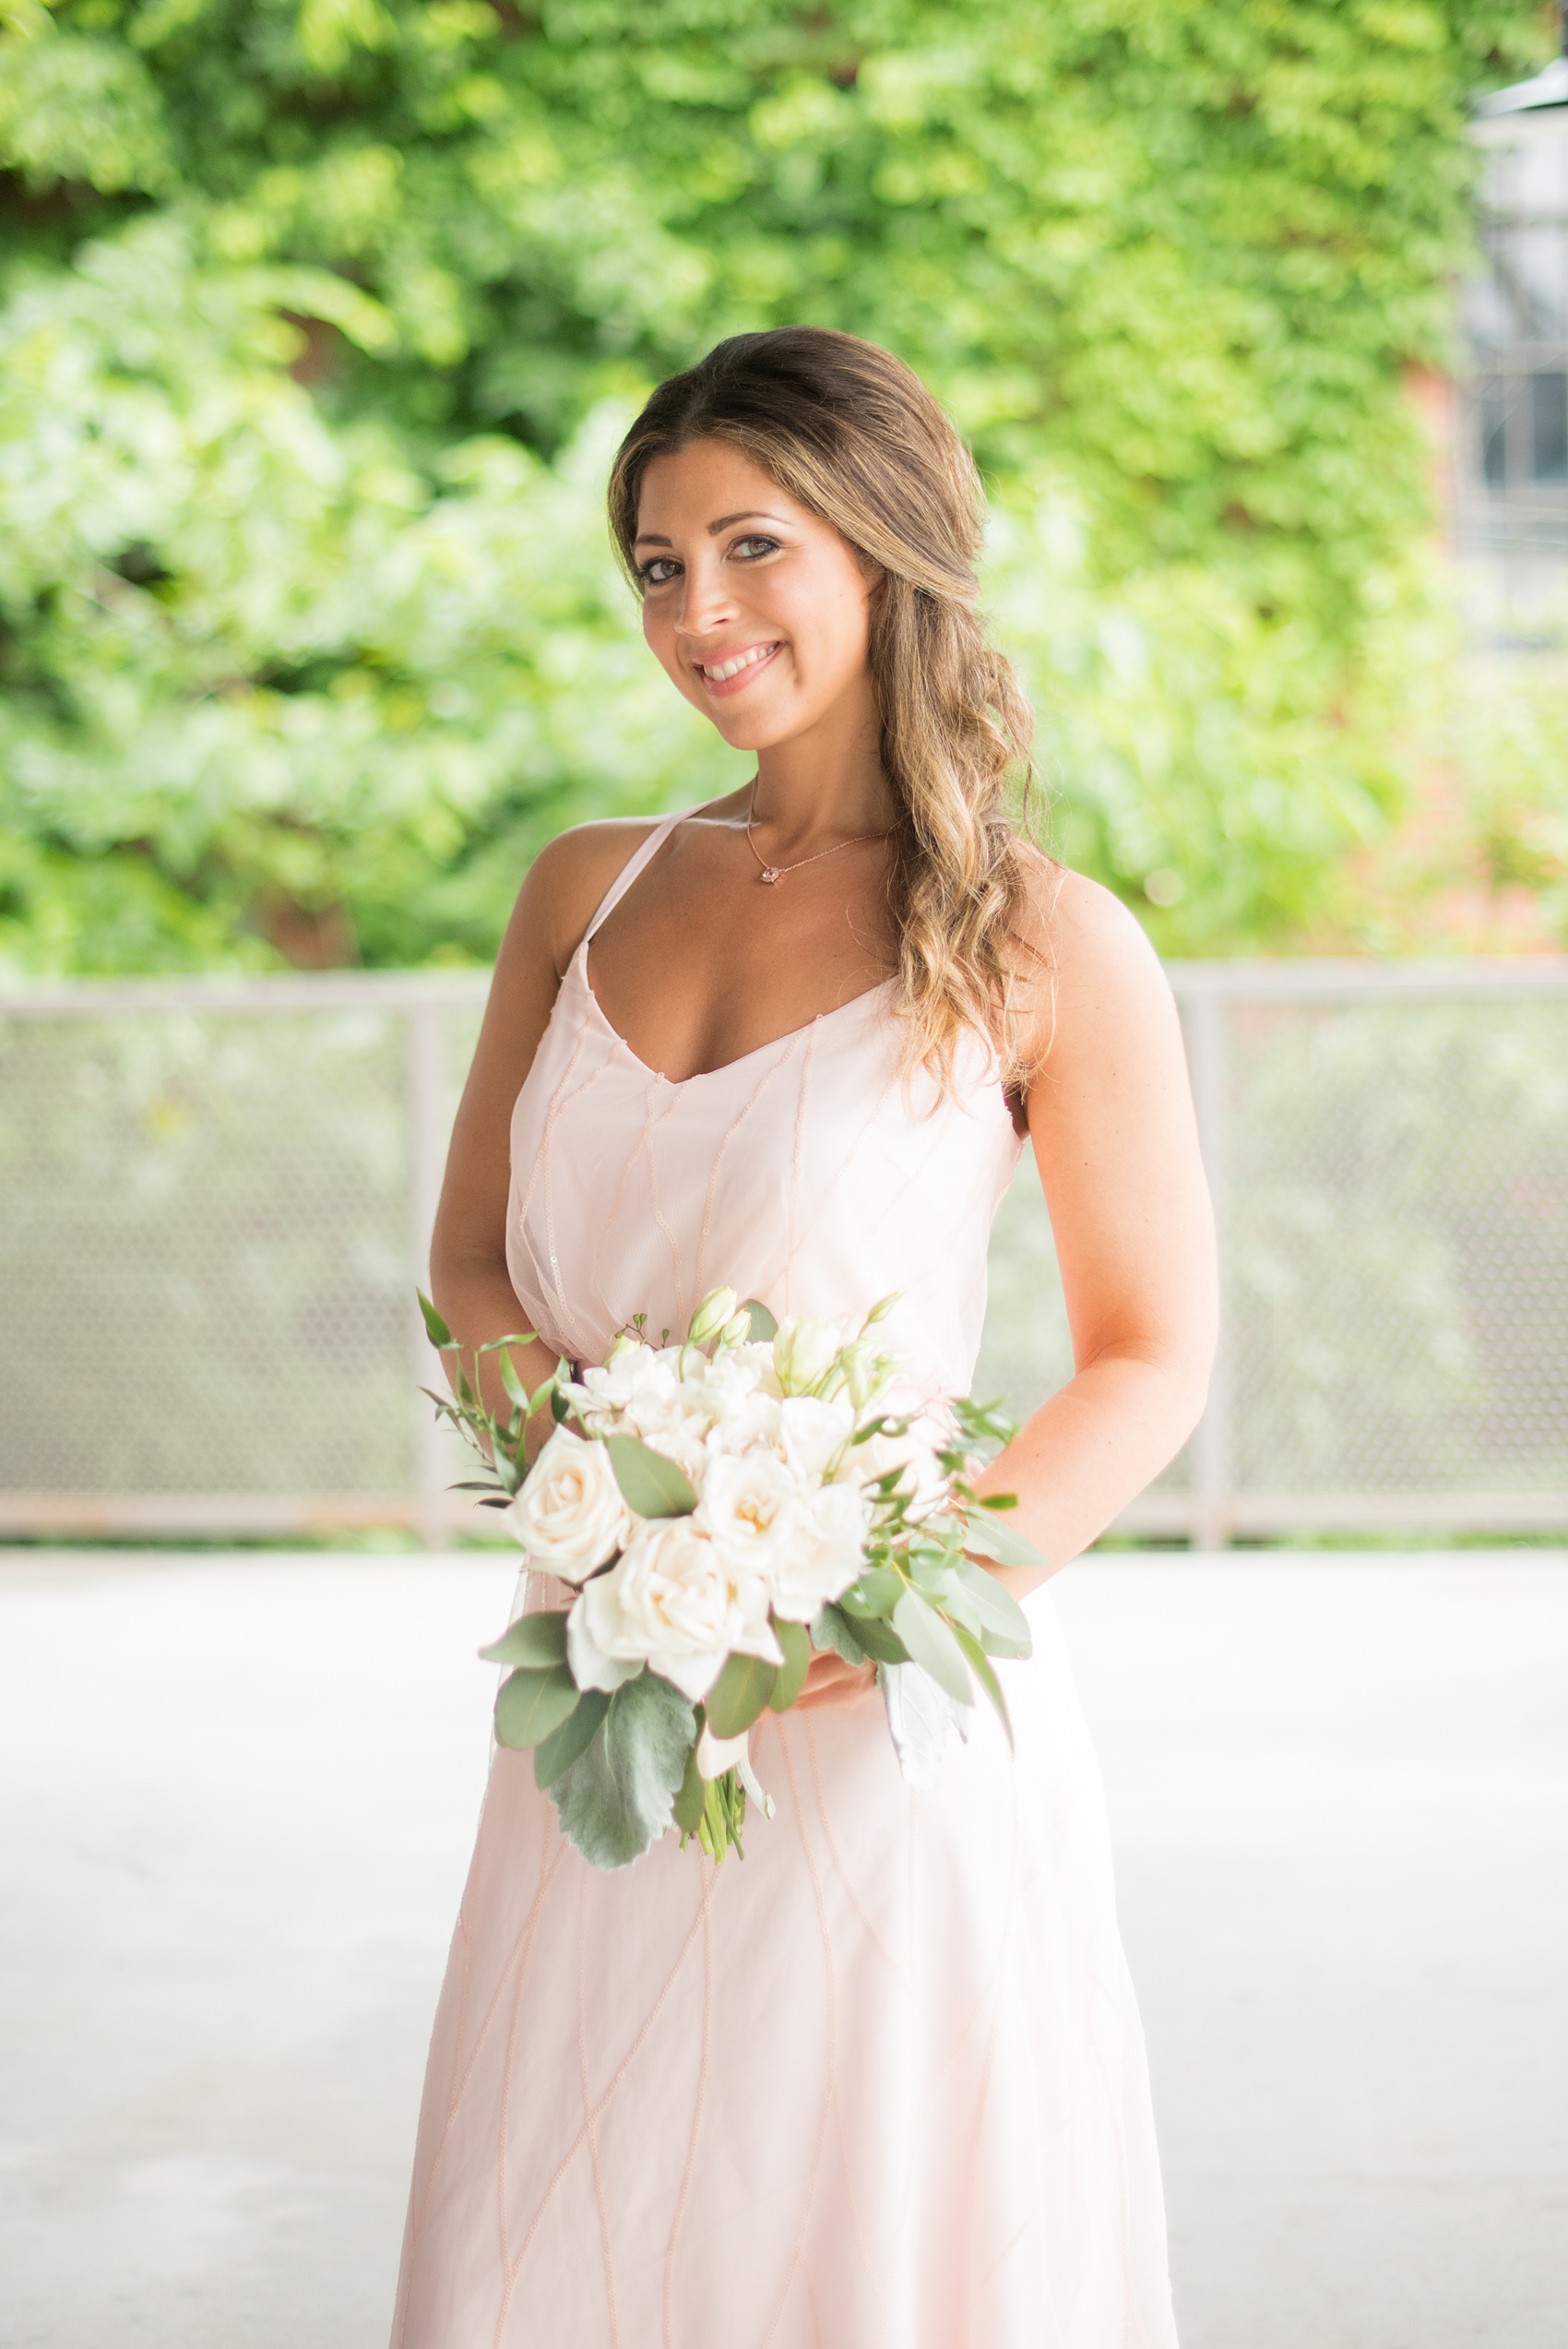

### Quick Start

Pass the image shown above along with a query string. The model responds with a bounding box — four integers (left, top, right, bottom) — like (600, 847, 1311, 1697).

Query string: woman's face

(634, 439, 879, 753)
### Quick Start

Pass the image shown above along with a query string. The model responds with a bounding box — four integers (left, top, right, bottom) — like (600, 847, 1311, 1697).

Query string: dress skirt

(391, 1584, 1179, 2349)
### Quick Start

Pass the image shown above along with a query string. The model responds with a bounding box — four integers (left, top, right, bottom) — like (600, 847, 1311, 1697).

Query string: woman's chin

(703, 700, 806, 753)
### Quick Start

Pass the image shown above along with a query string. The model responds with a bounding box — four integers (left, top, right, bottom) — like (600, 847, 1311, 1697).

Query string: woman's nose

(673, 557, 737, 638)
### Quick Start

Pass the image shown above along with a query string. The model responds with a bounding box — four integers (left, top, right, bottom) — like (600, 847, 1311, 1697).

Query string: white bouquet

(420, 1287, 1041, 1870)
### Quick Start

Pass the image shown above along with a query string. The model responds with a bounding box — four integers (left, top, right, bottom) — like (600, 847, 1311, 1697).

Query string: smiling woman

(391, 328, 1217, 2349)
(609, 330, 1037, 1088)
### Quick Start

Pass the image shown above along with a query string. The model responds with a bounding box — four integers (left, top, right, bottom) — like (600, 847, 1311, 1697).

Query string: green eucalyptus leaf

(479, 1610, 569, 1669)
(956, 1561, 1035, 1658)
(951, 1622, 1014, 1753)
(533, 1688, 610, 1787)
(739, 1298, 778, 1342)
(768, 1617, 813, 1711)
(951, 1396, 1018, 1449)
(494, 1663, 580, 1749)
(962, 1506, 1047, 1574)
(838, 1566, 904, 1618)
(705, 1650, 778, 1738)
(548, 1672, 696, 1867)
(845, 1613, 910, 1667)
(418, 1290, 453, 1349)
(605, 1434, 698, 1518)
(496, 1345, 529, 1410)
(909, 1553, 960, 1604)
(940, 1580, 986, 1640)
(892, 1587, 972, 1705)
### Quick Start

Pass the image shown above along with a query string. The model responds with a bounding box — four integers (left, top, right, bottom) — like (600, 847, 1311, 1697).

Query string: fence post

(1186, 983, 1232, 1551)
(406, 999, 447, 1551)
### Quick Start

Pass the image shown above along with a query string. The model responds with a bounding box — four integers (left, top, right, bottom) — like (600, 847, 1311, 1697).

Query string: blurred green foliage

(0, 0, 1550, 972)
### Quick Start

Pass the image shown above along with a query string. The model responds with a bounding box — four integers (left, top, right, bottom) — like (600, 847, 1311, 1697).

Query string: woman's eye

(732, 535, 780, 561)
(639, 557, 680, 586)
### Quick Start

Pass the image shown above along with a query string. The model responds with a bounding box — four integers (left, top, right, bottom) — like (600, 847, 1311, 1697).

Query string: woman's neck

(750, 698, 894, 852)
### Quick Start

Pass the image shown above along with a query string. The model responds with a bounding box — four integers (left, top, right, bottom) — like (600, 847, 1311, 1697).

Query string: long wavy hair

(606, 328, 1040, 1088)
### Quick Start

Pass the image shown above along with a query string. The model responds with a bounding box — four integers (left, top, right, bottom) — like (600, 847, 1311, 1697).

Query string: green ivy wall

(0, 0, 1550, 971)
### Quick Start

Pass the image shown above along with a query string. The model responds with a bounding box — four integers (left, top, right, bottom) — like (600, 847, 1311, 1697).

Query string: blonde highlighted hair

(607, 328, 1039, 1088)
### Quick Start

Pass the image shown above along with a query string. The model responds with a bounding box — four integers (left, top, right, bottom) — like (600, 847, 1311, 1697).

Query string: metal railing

(2, 961, 1565, 1547)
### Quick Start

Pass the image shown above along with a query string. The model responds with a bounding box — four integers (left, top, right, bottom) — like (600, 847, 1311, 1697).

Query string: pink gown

(391, 815, 1180, 2348)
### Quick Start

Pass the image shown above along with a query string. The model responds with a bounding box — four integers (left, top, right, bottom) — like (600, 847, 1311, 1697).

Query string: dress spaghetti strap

(580, 809, 688, 948)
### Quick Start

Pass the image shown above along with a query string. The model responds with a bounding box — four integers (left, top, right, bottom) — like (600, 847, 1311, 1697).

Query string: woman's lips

(695, 642, 782, 698)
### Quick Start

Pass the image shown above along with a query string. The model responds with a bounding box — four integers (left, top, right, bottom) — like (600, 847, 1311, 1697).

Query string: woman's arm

(802, 867, 1214, 1709)
(975, 866, 1218, 1588)
(428, 822, 656, 1428)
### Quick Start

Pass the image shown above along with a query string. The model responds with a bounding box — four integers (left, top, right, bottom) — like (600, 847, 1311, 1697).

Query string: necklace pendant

(760, 865, 782, 885)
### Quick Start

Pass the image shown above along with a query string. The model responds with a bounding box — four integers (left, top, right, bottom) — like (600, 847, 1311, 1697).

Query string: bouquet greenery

(419, 1286, 1042, 1870)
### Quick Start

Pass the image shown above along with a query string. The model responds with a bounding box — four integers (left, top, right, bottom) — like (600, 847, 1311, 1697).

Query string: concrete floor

(1, 1550, 1564, 2349)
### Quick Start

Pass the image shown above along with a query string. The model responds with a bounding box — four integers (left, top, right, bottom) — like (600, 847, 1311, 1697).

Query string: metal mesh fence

(3, 964, 1564, 1544)
(976, 966, 1568, 1541)
(0, 977, 482, 1542)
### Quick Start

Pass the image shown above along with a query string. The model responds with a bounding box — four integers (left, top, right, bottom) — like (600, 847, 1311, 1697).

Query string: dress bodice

(505, 811, 1024, 1404)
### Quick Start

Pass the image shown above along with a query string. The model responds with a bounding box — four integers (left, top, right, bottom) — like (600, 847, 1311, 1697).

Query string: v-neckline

(575, 941, 897, 1090)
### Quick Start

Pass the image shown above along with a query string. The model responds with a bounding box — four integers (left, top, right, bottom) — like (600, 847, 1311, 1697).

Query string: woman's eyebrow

(706, 509, 787, 534)
(633, 510, 789, 545)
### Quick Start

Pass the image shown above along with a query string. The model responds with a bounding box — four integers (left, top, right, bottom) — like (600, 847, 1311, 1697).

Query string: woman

(392, 328, 1216, 2348)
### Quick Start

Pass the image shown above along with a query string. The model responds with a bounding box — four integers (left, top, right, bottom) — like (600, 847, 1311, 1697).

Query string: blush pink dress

(391, 814, 1180, 2349)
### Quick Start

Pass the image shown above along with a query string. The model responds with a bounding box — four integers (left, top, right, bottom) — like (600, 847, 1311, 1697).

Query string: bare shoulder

(1012, 852, 1175, 1070)
(515, 816, 669, 978)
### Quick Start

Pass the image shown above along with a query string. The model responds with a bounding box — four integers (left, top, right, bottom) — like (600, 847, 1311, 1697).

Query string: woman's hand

(792, 1649, 878, 1712)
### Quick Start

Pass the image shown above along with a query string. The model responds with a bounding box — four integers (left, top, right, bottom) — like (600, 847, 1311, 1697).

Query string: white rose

(638, 1420, 713, 1493)
(695, 1342, 758, 1392)
(707, 1386, 784, 1456)
(724, 1340, 783, 1397)
(506, 1426, 632, 1582)
(767, 1480, 871, 1621)
(779, 1395, 856, 1485)
(626, 1375, 719, 1438)
(575, 1342, 678, 1431)
(772, 1316, 839, 1396)
(695, 1450, 804, 1577)
(568, 1518, 780, 1702)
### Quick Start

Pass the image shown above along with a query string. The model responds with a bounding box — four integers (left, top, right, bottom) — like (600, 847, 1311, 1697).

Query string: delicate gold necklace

(744, 776, 889, 887)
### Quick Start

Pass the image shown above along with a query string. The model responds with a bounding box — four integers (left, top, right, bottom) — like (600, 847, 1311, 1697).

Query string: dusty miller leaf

(549, 1671, 696, 1868)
